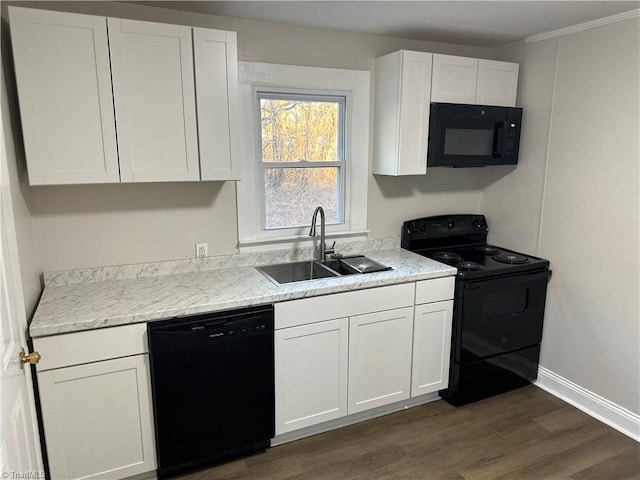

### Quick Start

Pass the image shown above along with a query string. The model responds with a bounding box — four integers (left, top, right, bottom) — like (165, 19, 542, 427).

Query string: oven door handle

(464, 270, 552, 291)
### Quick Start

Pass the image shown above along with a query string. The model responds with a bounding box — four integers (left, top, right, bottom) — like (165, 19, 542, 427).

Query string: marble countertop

(29, 246, 456, 338)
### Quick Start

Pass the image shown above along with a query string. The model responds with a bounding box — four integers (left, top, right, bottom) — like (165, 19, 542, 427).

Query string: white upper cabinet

(8, 7, 119, 185)
(431, 54, 479, 104)
(193, 28, 241, 181)
(476, 59, 519, 107)
(431, 54, 519, 107)
(108, 19, 200, 182)
(9, 7, 241, 185)
(373, 50, 433, 176)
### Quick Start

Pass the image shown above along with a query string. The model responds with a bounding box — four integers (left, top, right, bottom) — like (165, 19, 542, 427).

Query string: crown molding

(525, 8, 640, 44)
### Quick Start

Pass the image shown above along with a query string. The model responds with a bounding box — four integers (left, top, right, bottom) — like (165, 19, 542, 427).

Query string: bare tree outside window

(258, 93, 345, 230)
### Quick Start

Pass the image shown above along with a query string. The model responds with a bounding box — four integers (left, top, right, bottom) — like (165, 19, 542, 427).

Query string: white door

(1, 115, 43, 477)
(108, 18, 200, 182)
(8, 7, 119, 185)
(275, 318, 348, 434)
(411, 300, 454, 397)
(431, 54, 479, 104)
(348, 307, 414, 414)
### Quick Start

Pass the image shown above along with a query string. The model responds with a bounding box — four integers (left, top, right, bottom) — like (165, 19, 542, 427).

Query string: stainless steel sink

(256, 256, 391, 285)
(256, 261, 339, 285)
(319, 259, 360, 276)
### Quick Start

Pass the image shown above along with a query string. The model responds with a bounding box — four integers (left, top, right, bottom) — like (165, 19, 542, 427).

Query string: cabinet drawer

(415, 276, 455, 305)
(275, 283, 415, 329)
(33, 323, 148, 371)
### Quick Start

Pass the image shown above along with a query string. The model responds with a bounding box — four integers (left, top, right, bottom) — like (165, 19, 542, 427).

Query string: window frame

(256, 90, 347, 231)
(236, 62, 370, 251)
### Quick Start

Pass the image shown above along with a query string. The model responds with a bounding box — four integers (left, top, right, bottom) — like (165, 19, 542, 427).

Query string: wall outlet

(195, 243, 208, 259)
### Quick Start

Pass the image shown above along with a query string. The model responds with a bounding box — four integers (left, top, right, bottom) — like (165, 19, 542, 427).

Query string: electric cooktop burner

(433, 252, 463, 262)
(455, 261, 484, 271)
(493, 253, 530, 264)
(475, 246, 500, 255)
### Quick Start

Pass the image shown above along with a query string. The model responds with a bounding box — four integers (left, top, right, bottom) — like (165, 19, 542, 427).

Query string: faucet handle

(325, 241, 336, 255)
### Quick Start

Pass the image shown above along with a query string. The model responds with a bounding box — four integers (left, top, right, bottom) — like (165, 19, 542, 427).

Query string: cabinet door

(275, 318, 348, 434)
(411, 300, 453, 396)
(9, 7, 119, 185)
(348, 307, 414, 414)
(108, 18, 200, 182)
(476, 59, 519, 107)
(38, 355, 156, 479)
(397, 51, 432, 175)
(431, 54, 478, 104)
(193, 28, 241, 180)
(373, 50, 432, 176)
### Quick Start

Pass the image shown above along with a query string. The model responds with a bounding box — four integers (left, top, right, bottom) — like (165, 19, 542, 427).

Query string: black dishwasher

(148, 305, 275, 479)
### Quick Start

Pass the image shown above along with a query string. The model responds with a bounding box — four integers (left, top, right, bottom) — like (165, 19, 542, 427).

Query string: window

(258, 92, 346, 230)
(237, 62, 370, 249)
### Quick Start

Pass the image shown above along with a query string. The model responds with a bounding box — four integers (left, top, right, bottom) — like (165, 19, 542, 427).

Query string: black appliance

(427, 103, 522, 167)
(148, 305, 275, 479)
(401, 214, 551, 406)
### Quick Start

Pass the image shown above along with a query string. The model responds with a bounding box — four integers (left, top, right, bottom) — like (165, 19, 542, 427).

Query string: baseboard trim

(271, 392, 440, 446)
(535, 366, 640, 442)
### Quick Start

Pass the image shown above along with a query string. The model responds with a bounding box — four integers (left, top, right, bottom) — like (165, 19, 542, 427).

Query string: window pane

(264, 167, 340, 229)
(260, 98, 341, 162)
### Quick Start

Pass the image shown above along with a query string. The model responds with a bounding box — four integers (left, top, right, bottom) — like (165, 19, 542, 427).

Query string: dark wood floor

(178, 386, 640, 480)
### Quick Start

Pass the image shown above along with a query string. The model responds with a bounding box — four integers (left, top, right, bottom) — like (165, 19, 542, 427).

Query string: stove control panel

(401, 214, 489, 247)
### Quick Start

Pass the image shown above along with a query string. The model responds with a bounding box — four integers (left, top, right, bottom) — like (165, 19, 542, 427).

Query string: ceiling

(134, 1, 639, 47)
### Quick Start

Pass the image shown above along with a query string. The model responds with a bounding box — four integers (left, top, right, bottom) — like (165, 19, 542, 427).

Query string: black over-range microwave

(427, 103, 523, 167)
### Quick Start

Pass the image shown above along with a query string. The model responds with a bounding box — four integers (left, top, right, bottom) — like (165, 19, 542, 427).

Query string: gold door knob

(19, 348, 41, 367)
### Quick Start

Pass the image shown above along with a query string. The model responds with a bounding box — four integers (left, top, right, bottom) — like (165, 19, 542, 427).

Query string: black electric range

(401, 215, 549, 280)
(402, 214, 552, 406)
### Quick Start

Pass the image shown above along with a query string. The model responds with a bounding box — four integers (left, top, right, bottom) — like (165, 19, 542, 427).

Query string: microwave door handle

(492, 122, 504, 158)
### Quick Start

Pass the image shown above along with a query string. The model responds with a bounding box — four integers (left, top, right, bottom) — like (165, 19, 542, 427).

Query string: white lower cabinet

(274, 280, 455, 436)
(275, 318, 349, 435)
(33, 323, 155, 480)
(38, 355, 156, 479)
(275, 283, 415, 434)
(348, 307, 414, 414)
(411, 300, 454, 396)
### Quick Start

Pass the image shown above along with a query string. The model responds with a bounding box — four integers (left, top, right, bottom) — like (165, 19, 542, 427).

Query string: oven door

(427, 103, 520, 167)
(455, 270, 551, 363)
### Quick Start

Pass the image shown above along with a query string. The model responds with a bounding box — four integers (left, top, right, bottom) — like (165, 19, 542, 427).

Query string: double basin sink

(257, 256, 392, 285)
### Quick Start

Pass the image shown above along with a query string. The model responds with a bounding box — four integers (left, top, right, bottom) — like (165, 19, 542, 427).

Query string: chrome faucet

(309, 206, 335, 262)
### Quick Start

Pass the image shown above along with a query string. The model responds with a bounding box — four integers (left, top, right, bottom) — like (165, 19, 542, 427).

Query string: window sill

(238, 230, 370, 253)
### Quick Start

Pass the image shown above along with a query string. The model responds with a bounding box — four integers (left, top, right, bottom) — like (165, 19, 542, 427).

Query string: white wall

(483, 19, 640, 415)
(539, 19, 639, 415)
(481, 39, 557, 253)
(2, 0, 490, 272)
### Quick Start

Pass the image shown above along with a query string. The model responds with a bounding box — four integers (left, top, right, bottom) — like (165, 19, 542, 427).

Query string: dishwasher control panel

(148, 305, 274, 352)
